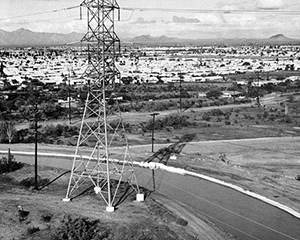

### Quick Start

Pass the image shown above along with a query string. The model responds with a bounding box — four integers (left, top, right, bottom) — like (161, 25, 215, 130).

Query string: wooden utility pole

(34, 103, 38, 190)
(150, 113, 159, 152)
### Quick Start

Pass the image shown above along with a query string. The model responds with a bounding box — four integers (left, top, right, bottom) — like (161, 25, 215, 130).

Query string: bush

(20, 176, 50, 188)
(225, 121, 231, 125)
(41, 213, 53, 223)
(206, 89, 223, 99)
(0, 156, 24, 174)
(17, 124, 79, 144)
(141, 114, 194, 131)
(210, 109, 224, 116)
(202, 113, 211, 121)
(53, 216, 111, 240)
(27, 226, 40, 235)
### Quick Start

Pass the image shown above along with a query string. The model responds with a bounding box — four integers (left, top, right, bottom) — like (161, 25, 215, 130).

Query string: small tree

(5, 121, 16, 143)
(206, 89, 223, 99)
(0, 120, 16, 143)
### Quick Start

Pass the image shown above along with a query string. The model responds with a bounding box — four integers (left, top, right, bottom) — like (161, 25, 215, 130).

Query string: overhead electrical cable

(121, 7, 300, 15)
(2, 5, 300, 23)
(0, 5, 80, 21)
(0, 15, 81, 28)
(119, 10, 135, 22)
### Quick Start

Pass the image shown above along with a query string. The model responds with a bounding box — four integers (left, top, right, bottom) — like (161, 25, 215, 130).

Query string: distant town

(1, 42, 300, 96)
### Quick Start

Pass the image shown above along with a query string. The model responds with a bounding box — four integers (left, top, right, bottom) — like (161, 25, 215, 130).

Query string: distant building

(222, 91, 243, 98)
(203, 76, 224, 82)
(197, 92, 206, 98)
(58, 97, 78, 108)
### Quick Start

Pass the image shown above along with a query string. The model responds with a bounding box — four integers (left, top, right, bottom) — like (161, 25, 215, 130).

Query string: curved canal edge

(1, 149, 300, 220)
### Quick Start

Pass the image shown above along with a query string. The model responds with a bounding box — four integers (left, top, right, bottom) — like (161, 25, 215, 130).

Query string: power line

(0, 15, 81, 28)
(121, 7, 300, 15)
(119, 10, 135, 22)
(0, 5, 80, 21)
(2, 5, 300, 24)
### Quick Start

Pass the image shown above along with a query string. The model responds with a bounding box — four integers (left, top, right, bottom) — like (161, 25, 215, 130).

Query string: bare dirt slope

(0, 164, 234, 240)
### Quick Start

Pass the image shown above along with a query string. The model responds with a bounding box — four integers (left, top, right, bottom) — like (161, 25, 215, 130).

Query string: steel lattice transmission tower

(63, 0, 144, 212)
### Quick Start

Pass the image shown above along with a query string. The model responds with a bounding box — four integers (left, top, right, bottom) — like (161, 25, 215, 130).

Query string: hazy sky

(1, 0, 300, 39)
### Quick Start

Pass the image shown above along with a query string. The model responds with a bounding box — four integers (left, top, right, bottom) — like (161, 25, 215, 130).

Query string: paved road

(1, 151, 300, 240)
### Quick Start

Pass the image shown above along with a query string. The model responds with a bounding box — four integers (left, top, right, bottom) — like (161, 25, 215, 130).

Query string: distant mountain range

(127, 34, 299, 45)
(0, 28, 299, 46)
(0, 28, 84, 46)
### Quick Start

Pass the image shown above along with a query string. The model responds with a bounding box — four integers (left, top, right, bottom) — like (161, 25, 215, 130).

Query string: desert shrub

(206, 89, 223, 99)
(213, 100, 220, 106)
(0, 156, 24, 174)
(282, 115, 293, 123)
(41, 213, 53, 223)
(53, 216, 111, 240)
(20, 176, 50, 188)
(27, 226, 40, 235)
(17, 124, 79, 144)
(141, 114, 193, 131)
(109, 120, 132, 132)
(224, 112, 231, 120)
(43, 124, 79, 138)
(202, 113, 211, 121)
(210, 109, 224, 116)
(269, 115, 276, 121)
(224, 121, 231, 125)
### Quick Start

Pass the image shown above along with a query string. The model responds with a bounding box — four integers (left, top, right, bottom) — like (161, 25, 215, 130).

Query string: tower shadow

(145, 133, 196, 165)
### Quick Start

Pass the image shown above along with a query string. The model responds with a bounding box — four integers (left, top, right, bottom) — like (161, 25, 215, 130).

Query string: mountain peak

(131, 34, 179, 43)
(269, 34, 293, 41)
(14, 28, 32, 33)
(0, 28, 84, 46)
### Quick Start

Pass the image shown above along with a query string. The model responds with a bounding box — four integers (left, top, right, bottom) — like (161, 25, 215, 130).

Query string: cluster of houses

(120, 44, 300, 84)
(1, 44, 300, 90)
(0, 48, 86, 90)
